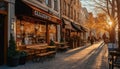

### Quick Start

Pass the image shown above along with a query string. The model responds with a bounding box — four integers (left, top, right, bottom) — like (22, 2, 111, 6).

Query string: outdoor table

(47, 46, 56, 48)
(27, 46, 47, 54)
(26, 45, 57, 62)
(109, 51, 120, 69)
(54, 42, 68, 51)
(47, 46, 57, 51)
(26, 46, 48, 61)
(55, 42, 65, 48)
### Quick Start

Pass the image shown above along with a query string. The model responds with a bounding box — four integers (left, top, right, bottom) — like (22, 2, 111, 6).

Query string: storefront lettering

(34, 10, 51, 19)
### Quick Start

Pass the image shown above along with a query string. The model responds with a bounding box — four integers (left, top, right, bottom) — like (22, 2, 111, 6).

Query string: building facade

(15, 0, 61, 47)
(0, 0, 15, 65)
(0, 0, 61, 65)
(81, 8, 89, 41)
(60, 0, 86, 48)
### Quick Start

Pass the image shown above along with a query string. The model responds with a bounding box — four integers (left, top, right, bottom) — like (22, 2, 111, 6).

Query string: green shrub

(7, 34, 20, 58)
(49, 39, 55, 46)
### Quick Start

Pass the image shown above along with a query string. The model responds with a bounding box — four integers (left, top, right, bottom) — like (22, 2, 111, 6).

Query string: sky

(80, 0, 97, 16)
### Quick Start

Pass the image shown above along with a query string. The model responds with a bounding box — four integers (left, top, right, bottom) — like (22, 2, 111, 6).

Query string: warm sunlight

(1, 0, 120, 69)
(108, 21, 112, 27)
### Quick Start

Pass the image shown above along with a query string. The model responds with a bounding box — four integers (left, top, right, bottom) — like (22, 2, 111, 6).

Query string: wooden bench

(17, 44, 56, 62)
(58, 46, 69, 51)
(109, 50, 120, 69)
(34, 50, 56, 62)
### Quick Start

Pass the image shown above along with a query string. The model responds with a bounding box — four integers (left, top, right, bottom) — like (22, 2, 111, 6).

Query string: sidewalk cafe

(15, 0, 61, 61)
(61, 18, 87, 49)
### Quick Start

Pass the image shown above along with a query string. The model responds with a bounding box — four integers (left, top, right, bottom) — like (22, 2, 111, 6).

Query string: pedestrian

(88, 36, 90, 43)
(102, 33, 107, 43)
(90, 36, 94, 44)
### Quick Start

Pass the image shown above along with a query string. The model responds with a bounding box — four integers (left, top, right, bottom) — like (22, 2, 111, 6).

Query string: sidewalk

(0, 41, 108, 69)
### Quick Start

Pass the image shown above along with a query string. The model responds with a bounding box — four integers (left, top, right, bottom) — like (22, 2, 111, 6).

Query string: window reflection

(49, 24, 56, 41)
(16, 20, 46, 46)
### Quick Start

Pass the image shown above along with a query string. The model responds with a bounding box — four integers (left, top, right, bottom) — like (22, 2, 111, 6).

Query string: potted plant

(49, 39, 55, 46)
(60, 38, 65, 47)
(48, 39, 55, 51)
(7, 34, 20, 67)
(19, 51, 27, 65)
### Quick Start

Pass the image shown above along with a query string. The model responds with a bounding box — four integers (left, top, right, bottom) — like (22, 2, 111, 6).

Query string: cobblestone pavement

(0, 41, 109, 69)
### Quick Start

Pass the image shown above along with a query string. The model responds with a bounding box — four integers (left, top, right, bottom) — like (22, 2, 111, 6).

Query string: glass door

(0, 14, 5, 65)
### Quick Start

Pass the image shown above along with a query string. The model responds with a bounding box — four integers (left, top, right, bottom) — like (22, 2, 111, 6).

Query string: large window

(45, 0, 51, 7)
(16, 20, 46, 46)
(54, 0, 58, 11)
(49, 24, 57, 41)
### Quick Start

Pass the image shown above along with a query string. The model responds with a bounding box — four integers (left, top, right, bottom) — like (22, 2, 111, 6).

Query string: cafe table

(54, 42, 68, 51)
(109, 51, 120, 69)
(26, 46, 48, 61)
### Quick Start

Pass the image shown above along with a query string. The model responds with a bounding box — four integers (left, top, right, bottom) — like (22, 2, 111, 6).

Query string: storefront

(62, 19, 81, 48)
(0, 1, 8, 65)
(15, 0, 61, 47)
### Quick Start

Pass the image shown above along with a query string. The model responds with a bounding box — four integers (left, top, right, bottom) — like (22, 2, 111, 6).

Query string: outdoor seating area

(18, 44, 56, 62)
(17, 41, 71, 63)
(54, 42, 69, 52)
(108, 44, 120, 69)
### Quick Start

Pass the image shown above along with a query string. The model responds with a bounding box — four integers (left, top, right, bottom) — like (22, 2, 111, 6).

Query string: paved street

(0, 41, 109, 69)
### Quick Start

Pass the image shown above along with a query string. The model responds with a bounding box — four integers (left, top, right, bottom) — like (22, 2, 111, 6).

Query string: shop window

(49, 24, 56, 41)
(16, 20, 46, 46)
(36, 24, 46, 43)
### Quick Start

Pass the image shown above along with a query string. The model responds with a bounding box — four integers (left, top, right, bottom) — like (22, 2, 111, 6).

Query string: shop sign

(34, 10, 51, 20)
(0, 1, 7, 11)
(34, 10, 61, 24)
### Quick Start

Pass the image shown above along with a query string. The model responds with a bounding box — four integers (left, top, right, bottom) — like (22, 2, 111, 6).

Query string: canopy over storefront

(15, 0, 61, 24)
(80, 25, 88, 32)
(62, 19, 76, 31)
(71, 22, 83, 32)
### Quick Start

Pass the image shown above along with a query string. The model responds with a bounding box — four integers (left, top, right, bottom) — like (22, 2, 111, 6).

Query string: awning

(15, 0, 61, 24)
(71, 22, 83, 32)
(62, 19, 76, 31)
(80, 25, 88, 32)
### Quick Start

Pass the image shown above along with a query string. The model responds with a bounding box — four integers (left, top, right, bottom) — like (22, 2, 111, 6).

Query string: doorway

(0, 14, 5, 65)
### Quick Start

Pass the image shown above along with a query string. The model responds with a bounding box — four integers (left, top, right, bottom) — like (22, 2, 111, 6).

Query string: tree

(95, 13, 109, 37)
(86, 0, 118, 43)
(116, 0, 120, 49)
(84, 13, 96, 36)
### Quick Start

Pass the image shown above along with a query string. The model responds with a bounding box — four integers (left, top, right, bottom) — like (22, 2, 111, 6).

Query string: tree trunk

(116, 0, 120, 50)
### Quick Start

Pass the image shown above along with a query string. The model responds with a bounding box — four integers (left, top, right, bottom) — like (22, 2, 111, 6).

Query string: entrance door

(0, 14, 5, 65)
